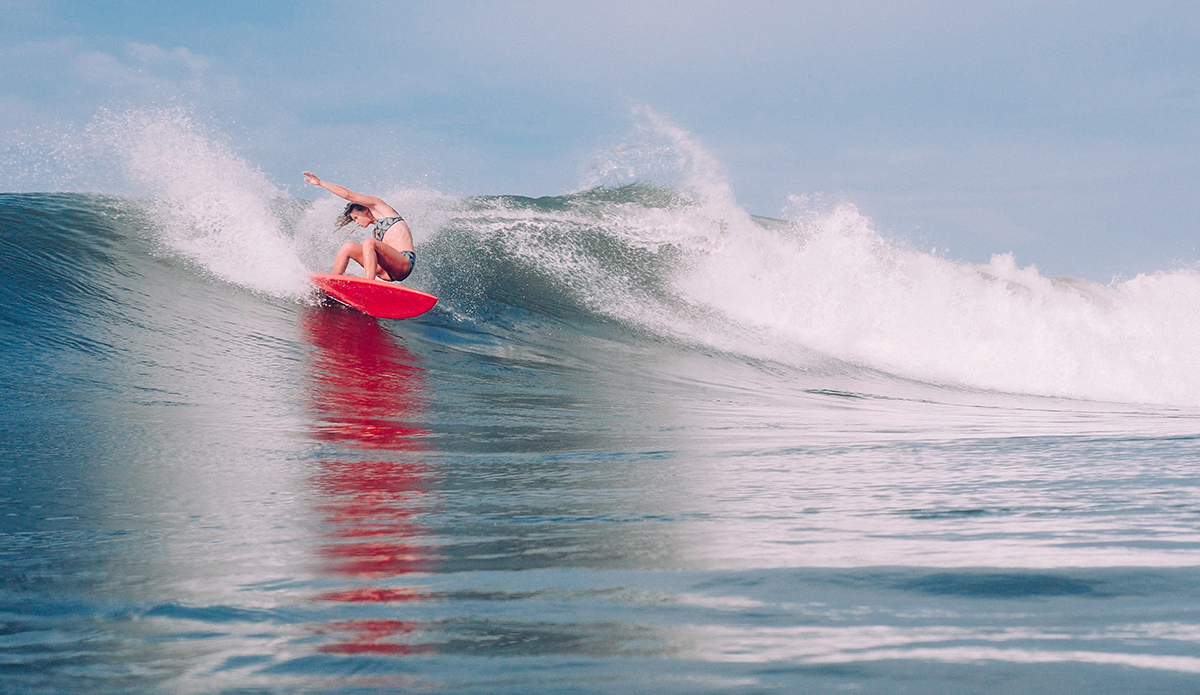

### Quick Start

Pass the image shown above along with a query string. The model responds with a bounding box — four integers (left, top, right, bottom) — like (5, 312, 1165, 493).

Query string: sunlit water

(2, 111, 1200, 692)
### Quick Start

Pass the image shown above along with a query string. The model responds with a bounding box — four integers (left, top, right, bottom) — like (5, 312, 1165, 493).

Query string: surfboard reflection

(301, 307, 436, 656)
(305, 309, 429, 450)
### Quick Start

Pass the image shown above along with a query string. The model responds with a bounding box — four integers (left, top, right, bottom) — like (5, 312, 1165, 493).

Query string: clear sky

(2, 0, 1198, 280)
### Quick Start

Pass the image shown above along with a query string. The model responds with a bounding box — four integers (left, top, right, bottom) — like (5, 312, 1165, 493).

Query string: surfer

(302, 172, 416, 282)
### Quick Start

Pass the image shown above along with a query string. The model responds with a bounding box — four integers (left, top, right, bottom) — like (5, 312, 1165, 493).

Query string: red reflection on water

(302, 307, 436, 656)
(315, 621, 436, 655)
(305, 308, 428, 451)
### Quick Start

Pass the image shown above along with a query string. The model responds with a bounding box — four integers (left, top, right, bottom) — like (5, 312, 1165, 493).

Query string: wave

(410, 186, 1200, 406)
(5, 108, 1200, 407)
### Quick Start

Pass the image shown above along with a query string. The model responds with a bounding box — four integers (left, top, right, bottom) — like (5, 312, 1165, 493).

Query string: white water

(581, 109, 1200, 407)
(684, 203, 1200, 405)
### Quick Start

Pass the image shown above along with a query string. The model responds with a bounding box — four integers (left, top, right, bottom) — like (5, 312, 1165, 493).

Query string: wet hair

(335, 203, 369, 229)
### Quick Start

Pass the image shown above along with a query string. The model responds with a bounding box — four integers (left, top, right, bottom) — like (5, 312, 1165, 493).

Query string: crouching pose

(303, 171, 415, 282)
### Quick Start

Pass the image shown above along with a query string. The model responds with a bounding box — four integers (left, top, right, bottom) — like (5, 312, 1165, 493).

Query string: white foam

(582, 111, 1200, 406)
(90, 108, 310, 297)
(680, 199, 1200, 404)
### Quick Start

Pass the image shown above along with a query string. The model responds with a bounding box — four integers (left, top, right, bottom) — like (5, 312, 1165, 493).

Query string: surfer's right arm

(302, 172, 384, 207)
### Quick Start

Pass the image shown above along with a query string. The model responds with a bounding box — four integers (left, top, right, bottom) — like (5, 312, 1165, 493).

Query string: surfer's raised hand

(303, 175, 390, 212)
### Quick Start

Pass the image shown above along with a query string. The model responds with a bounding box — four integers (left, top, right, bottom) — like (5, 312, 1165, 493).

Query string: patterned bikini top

(373, 215, 404, 241)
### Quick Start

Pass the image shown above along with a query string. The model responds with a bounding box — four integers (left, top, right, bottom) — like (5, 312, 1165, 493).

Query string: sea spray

(87, 108, 310, 297)
(581, 106, 750, 233)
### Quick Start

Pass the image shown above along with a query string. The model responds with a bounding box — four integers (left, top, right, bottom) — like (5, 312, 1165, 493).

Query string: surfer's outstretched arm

(302, 172, 385, 208)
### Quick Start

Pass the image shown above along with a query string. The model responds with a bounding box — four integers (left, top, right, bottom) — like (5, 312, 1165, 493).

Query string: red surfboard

(310, 273, 438, 319)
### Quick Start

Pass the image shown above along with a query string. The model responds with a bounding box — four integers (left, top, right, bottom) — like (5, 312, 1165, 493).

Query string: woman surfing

(303, 172, 416, 283)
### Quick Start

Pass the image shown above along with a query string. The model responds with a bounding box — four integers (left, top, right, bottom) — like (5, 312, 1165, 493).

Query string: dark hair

(335, 203, 369, 229)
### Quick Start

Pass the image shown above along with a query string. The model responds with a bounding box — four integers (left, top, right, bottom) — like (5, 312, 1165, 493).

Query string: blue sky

(2, 0, 1198, 280)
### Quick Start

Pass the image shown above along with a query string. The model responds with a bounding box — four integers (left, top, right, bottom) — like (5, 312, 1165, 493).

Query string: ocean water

(2, 112, 1200, 692)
